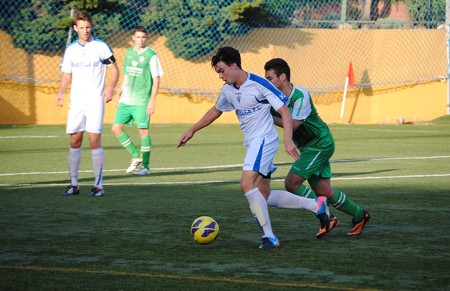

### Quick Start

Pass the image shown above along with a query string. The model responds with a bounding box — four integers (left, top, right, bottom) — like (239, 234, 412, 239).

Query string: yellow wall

(0, 29, 447, 125)
(0, 81, 238, 125)
(1, 79, 445, 125)
(317, 81, 446, 124)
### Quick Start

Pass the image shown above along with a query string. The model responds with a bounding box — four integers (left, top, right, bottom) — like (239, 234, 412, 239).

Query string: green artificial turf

(1, 117, 449, 290)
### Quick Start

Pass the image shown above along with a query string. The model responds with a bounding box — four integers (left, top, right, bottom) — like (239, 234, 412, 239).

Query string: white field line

(1, 155, 449, 177)
(0, 164, 244, 177)
(0, 174, 450, 188)
(0, 155, 449, 188)
(0, 135, 59, 139)
(332, 127, 440, 134)
(332, 155, 450, 162)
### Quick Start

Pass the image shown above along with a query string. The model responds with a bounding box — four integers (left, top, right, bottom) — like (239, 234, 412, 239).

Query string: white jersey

(60, 38, 114, 106)
(215, 73, 288, 145)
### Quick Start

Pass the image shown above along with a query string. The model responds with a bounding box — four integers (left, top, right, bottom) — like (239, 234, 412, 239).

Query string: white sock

(267, 190, 317, 213)
(91, 148, 104, 189)
(245, 188, 275, 238)
(68, 147, 81, 186)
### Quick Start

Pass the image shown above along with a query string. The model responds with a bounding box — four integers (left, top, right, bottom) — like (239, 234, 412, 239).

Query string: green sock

(329, 189, 363, 221)
(117, 132, 140, 158)
(294, 184, 317, 199)
(141, 135, 151, 169)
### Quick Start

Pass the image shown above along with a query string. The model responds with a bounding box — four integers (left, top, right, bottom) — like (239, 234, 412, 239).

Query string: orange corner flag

(347, 62, 354, 88)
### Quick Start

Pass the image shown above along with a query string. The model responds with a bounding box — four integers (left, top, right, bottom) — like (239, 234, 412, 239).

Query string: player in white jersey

(55, 11, 119, 197)
(178, 47, 331, 249)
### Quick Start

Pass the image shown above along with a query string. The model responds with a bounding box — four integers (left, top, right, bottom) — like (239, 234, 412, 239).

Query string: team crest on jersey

(236, 93, 242, 103)
(139, 56, 145, 63)
(132, 61, 138, 67)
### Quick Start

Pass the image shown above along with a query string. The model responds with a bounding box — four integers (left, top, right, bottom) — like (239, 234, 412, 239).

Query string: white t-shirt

(215, 73, 288, 145)
(60, 38, 114, 107)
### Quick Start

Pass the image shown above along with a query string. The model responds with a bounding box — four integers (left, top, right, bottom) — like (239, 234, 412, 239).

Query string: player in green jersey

(112, 26, 163, 175)
(264, 58, 370, 236)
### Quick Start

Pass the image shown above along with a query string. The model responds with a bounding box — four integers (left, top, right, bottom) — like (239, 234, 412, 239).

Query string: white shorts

(66, 99, 104, 134)
(243, 135, 279, 176)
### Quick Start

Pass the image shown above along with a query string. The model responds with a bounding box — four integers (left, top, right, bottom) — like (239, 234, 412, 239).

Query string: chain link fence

(0, 0, 446, 99)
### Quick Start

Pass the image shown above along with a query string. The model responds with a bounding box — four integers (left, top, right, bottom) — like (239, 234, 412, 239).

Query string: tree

(11, 1, 71, 54)
(9, 0, 127, 54)
(404, 0, 445, 28)
(6, 0, 305, 59)
(140, 0, 299, 60)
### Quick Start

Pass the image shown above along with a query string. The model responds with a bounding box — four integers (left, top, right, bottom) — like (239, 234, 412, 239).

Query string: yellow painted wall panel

(0, 29, 447, 125)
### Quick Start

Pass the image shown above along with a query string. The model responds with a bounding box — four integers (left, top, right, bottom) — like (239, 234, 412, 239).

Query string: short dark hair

(73, 11, 92, 26)
(211, 47, 241, 69)
(133, 26, 147, 35)
(264, 58, 291, 82)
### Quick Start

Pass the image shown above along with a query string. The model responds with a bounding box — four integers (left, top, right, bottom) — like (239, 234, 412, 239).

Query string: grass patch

(1, 122, 449, 290)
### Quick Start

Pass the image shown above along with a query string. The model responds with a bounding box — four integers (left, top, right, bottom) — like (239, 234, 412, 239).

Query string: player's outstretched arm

(177, 106, 222, 148)
(177, 129, 195, 148)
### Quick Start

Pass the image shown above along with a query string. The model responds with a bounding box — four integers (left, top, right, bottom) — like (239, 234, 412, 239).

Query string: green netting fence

(0, 0, 446, 98)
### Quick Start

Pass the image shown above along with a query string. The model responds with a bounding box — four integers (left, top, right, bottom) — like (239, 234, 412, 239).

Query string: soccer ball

(191, 216, 219, 245)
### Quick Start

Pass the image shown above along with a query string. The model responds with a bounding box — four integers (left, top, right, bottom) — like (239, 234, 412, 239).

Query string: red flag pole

(340, 62, 354, 123)
(348, 62, 354, 88)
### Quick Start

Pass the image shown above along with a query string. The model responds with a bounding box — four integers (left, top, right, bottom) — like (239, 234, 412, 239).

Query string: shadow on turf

(29, 167, 241, 187)
(332, 168, 397, 177)
(103, 140, 242, 151)
(26, 167, 397, 189)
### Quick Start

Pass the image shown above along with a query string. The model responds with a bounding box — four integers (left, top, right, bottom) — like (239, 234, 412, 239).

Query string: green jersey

(120, 47, 163, 106)
(288, 85, 334, 150)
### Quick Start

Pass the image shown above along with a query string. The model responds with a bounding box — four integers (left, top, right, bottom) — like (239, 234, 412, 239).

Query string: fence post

(66, 7, 74, 47)
(340, 0, 348, 23)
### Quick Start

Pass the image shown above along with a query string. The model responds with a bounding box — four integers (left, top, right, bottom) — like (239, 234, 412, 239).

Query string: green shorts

(113, 103, 149, 129)
(289, 145, 335, 186)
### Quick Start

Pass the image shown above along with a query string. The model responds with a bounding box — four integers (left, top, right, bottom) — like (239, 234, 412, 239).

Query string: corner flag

(347, 62, 354, 88)
(340, 61, 354, 122)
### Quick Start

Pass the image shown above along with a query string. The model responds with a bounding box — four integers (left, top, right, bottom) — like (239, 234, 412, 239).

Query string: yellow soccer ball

(191, 216, 219, 245)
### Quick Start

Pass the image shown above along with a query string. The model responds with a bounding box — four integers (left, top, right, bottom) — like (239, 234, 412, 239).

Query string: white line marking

(0, 136, 59, 139)
(333, 155, 450, 162)
(330, 173, 450, 180)
(332, 127, 439, 133)
(0, 164, 244, 177)
(1, 173, 449, 188)
(1, 156, 449, 177)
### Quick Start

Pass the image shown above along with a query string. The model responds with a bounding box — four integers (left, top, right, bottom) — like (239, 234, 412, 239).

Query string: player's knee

(240, 182, 250, 193)
(111, 124, 122, 135)
(89, 141, 101, 150)
(139, 128, 149, 137)
(240, 179, 256, 193)
(285, 182, 296, 193)
(70, 136, 83, 149)
(285, 178, 300, 193)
